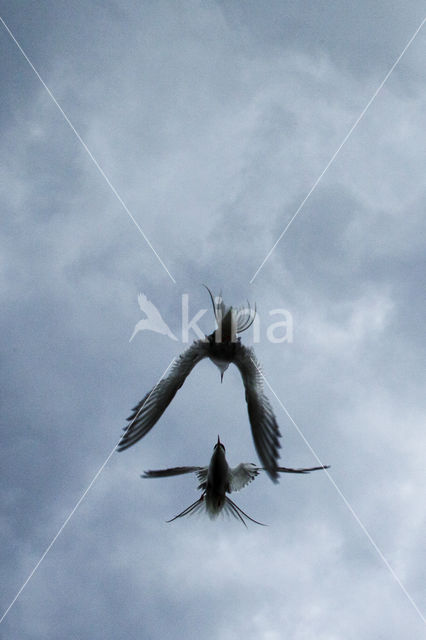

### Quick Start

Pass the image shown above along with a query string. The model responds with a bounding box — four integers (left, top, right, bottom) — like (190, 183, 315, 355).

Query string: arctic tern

(142, 436, 330, 526)
(119, 287, 282, 481)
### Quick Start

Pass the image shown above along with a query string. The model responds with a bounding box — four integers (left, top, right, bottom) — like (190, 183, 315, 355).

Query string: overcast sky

(1, 2, 426, 639)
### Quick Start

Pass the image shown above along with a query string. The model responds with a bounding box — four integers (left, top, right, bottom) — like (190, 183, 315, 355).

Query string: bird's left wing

(275, 465, 330, 474)
(233, 345, 281, 483)
(118, 340, 210, 451)
(229, 463, 260, 492)
(142, 466, 204, 479)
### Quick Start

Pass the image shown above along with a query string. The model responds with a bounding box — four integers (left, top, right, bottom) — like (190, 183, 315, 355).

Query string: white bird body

(119, 288, 282, 481)
(204, 438, 230, 516)
(142, 437, 330, 526)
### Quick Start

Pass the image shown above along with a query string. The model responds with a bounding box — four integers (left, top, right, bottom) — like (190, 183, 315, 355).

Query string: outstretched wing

(142, 466, 205, 479)
(118, 340, 210, 451)
(275, 465, 330, 474)
(229, 463, 260, 492)
(233, 345, 281, 483)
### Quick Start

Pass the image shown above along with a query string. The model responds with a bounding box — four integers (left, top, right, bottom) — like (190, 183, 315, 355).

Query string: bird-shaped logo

(129, 293, 178, 342)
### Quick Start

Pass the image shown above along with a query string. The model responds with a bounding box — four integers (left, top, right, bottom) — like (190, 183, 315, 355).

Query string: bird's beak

(217, 435, 221, 445)
(220, 372, 224, 383)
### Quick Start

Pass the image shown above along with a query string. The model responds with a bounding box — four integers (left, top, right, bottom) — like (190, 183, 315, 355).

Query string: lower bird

(142, 436, 330, 527)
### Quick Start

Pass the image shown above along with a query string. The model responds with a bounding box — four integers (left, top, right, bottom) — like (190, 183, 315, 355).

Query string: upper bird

(142, 435, 330, 526)
(118, 286, 281, 481)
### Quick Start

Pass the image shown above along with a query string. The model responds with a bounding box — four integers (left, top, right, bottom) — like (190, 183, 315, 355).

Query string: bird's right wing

(142, 466, 205, 479)
(229, 463, 260, 492)
(233, 345, 281, 483)
(196, 468, 208, 489)
(117, 340, 210, 451)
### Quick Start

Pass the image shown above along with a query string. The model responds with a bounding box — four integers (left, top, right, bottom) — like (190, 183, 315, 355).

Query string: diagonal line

(250, 16, 426, 284)
(0, 16, 176, 284)
(250, 357, 426, 625)
(0, 357, 176, 625)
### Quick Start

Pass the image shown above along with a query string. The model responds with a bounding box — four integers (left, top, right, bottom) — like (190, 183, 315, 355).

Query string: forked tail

(222, 496, 266, 527)
(203, 285, 256, 335)
(166, 495, 206, 522)
(167, 493, 266, 527)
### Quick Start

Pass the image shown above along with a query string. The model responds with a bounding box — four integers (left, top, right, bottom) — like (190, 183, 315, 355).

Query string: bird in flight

(142, 436, 330, 526)
(118, 286, 281, 481)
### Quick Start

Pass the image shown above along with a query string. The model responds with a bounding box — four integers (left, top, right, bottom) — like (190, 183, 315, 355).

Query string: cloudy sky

(1, 2, 425, 638)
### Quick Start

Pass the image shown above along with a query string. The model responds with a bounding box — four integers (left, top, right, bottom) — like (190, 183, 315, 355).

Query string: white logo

(130, 292, 293, 344)
(129, 293, 178, 342)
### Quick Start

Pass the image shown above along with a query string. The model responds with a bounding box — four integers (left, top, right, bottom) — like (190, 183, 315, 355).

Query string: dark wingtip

(266, 468, 280, 484)
(116, 438, 130, 452)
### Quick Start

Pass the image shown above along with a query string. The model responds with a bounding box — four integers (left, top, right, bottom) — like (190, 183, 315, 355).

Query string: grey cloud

(1, 2, 425, 639)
